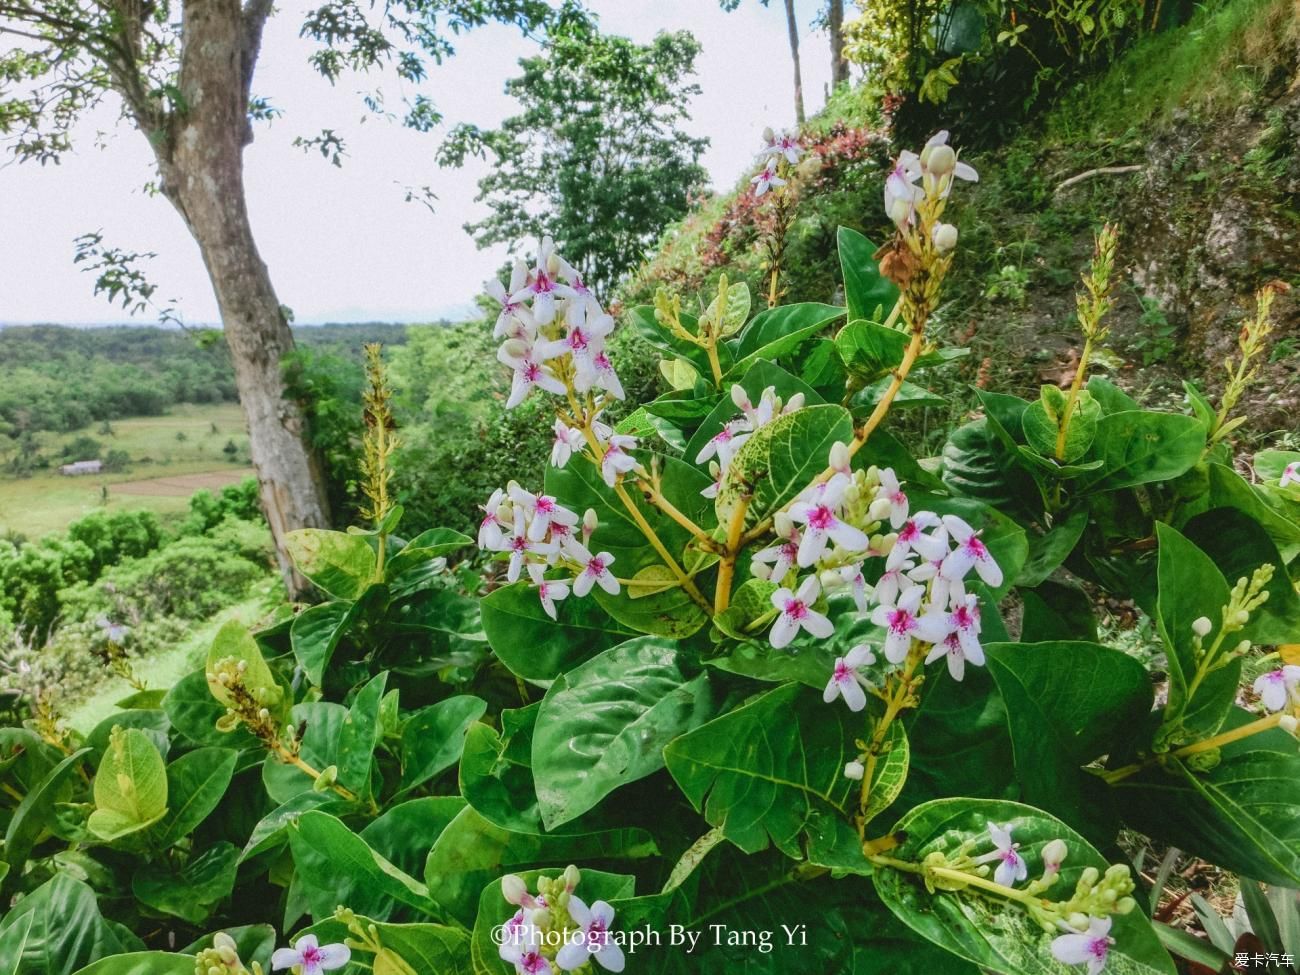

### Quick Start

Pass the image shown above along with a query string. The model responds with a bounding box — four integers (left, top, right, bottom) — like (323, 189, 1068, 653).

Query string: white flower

(574, 551, 619, 597)
(599, 434, 639, 487)
(498, 345, 566, 409)
(1253, 665, 1300, 712)
(871, 584, 950, 663)
(556, 896, 625, 973)
(503, 512, 558, 583)
(1051, 916, 1114, 975)
(923, 594, 984, 681)
(528, 564, 570, 620)
(500, 922, 552, 975)
(538, 313, 615, 393)
(509, 236, 576, 325)
(932, 222, 959, 253)
(789, 479, 869, 567)
(887, 513, 946, 569)
(751, 163, 785, 197)
(751, 532, 800, 586)
(271, 935, 350, 975)
(876, 468, 909, 528)
(921, 130, 979, 185)
(551, 420, 584, 468)
(761, 127, 803, 165)
(843, 760, 865, 780)
(478, 488, 509, 549)
(591, 350, 625, 400)
(769, 576, 834, 649)
(873, 560, 914, 608)
(487, 260, 536, 338)
(695, 420, 751, 467)
(883, 161, 923, 228)
(1281, 462, 1300, 488)
(837, 562, 870, 614)
(823, 644, 875, 712)
(939, 514, 1003, 588)
(987, 821, 1028, 888)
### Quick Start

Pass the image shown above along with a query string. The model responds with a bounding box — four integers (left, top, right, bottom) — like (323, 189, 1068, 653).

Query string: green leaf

(664, 682, 869, 872)
(163, 670, 256, 750)
(132, 841, 239, 923)
(262, 702, 346, 804)
(986, 642, 1152, 844)
(290, 600, 356, 688)
(712, 577, 778, 640)
(838, 226, 900, 323)
(1016, 508, 1088, 587)
(532, 636, 718, 829)
(627, 305, 728, 380)
(733, 301, 846, 359)
(863, 718, 909, 830)
(240, 792, 352, 863)
(715, 404, 854, 529)
(394, 527, 473, 558)
(289, 811, 438, 922)
(88, 726, 168, 843)
(1153, 921, 1232, 971)
(336, 671, 387, 799)
(1074, 411, 1205, 493)
(70, 954, 195, 975)
(397, 695, 486, 793)
(1113, 708, 1300, 886)
(480, 582, 635, 682)
(298, 915, 470, 975)
(423, 804, 657, 925)
(1182, 507, 1300, 645)
(360, 797, 467, 881)
(1203, 462, 1300, 562)
(1019, 581, 1098, 643)
(942, 418, 1042, 518)
(593, 575, 709, 639)
(703, 278, 751, 337)
(873, 798, 1176, 975)
(459, 708, 544, 832)
(1022, 387, 1100, 463)
(155, 747, 237, 847)
(2, 749, 89, 888)
(682, 358, 821, 468)
(284, 528, 378, 599)
(1088, 376, 1139, 414)
(204, 621, 283, 717)
(0, 875, 127, 975)
(1154, 524, 1238, 740)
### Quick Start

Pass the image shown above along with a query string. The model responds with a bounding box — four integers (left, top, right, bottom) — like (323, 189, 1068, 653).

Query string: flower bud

(1117, 896, 1137, 915)
(313, 765, 338, 793)
(843, 760, 865, 780)
(502, 874, 529, 906)
(1234, 639, 1251, 655)
(829, 441, 850, 473)
(1041, 839, 1068, 872)
(1191, 616, 1212, 638)
(731, 385, 751, 411)
(531, 907, 552, 929)
(1280, 715, 1298, 736)
(869, 497, 893, 523)
(1079, 867, 1100, 890)
(774, 511, 795, 539)
(563, 864, 581, 891)
(762, 126, 775, 144)
(583, 508, 599, 535)
(501, 339, 529, 360)
(751, 561, 772, 581)
(1234, 610, 1250, 626)
(785, 392, 806, 413)
(927, 144, 956, 176)
(932, 223, 959, 253)
(1067, 912, 1090, 931)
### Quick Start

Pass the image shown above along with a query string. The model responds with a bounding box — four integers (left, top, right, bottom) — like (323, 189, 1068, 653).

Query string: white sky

(0, 0, 834, 325)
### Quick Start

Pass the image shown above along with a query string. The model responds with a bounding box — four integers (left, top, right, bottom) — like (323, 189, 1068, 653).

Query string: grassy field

(0, 403, 253, 537)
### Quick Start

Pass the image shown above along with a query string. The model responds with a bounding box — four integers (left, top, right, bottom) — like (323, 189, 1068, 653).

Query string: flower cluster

(750, 126, 803, 197)
(498, 867, 625, 974)
(489, 237, 627, 410)
(479, 482, 616, 618)
(740, 440, 1001, 693)
(883, 129, 976, 240)
(696, 384, 805, 498)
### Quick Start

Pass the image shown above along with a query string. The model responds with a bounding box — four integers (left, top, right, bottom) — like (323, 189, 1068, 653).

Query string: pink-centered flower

(1281, 461, 1300, 488)
(574, 551, 619, 597)
(871, 584, 950, 663)
(751, 533, 800, 585)
(762, 129, 803, 165)
(270, 935, 350, 975)
(877, 468, 910, 529)
(556, 896, 625, 973)
(551, 419, 584, 468)
(769, 576, 833, 649)
(986, 822, 1028, 888)
(887, 512, 946, 569)
(499, 345, 565, 409)
(500, 924, 552, 975)
(939, 514, 1003, 588)
(487, 260, 535, 339)
(923, 594, 984, 681)
(823, 644, 875, 712)
(1051, 916, 1114, 975)
(509, 237, 576, 326)
(790, 480, 868, 567)
(528, 564, 569, 620)
(478, 488, 508, 550)
(695, 420, 751, 467)
(1253, 665, 1300, 712)
(751, 163, 785, 197)
(599, 434, 639, 487)
(503, 511, 558, 583)
(509, 484, 578, 542)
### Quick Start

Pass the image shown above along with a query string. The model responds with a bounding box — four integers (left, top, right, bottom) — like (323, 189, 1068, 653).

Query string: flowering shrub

(3, 128, 1300, 975)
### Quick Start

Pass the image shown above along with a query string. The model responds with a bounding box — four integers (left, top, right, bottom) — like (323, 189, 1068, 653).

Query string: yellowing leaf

(88, 726, 168, 842)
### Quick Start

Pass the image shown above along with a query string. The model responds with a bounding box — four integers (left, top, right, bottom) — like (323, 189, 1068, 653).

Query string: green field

(0, 403, 253, 537)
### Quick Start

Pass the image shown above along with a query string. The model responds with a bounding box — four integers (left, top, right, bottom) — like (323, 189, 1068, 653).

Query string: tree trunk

(827, 0, 850, 87)
(156, 0, 329, 595)
(782, 0, 806, 124)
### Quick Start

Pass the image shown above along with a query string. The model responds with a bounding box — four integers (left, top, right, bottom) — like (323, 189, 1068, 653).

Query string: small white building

(59, 459, 103, 476)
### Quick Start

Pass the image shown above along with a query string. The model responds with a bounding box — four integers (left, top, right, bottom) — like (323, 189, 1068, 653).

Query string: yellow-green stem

(714, 496, 751, 614)
(1101, 712, 1285, 784)
(859, 644, 923, 844)
(1055, 335, 1094, 461)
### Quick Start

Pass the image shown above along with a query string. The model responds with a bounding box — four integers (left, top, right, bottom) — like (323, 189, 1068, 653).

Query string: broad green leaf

(533, 637, 717, 829)
(284, 528, 377, 599)
(682, 358, 822, 468)
(1016, 508, 1088, 588)
(1022, 387, 1100, 463)
(1088, 376, 1139, 414)
(715, 404, 854, 529)
(163, 670, 256, 750)
(703, 278, 751, 337)
(838, 226, 900, 322)
(299, 915, 470, 975)
(1182, 507, 1300, 645)
(459, 707, 544, 832)
(113, 690, 167, 711)
(1203, 462, 1300, 562)
(733, 301, 846, 359)
(156, 746, 238, 847)
(239, 791, 352, 863)
(71, 954, 195, 975)
(712, 577, 778, 640)
(132, 841, 239, 923)
(626, 304, 731, 379)
(593, 575, 709, 639)
(874, 798, 1176, 975)
(1154, 524, 1238, 741)
(262, 702, 346, 804)
(423, 804, 657, 925)
(290, 600, 356, 688)
(664, 682, 869, 872)
(942, 418, 1042, 518)
(397, 695, 487, 793)
(862, 718, 909, 830)
(1074, 410, 1205, 493)
(86, 710, 169, 762)
(360, 797, 467, 881)
(1019, 581, 1098, 643)
(204, 621, 283, 716)
(1113, 708, 1300, 886)
(480, 582, 635, 682)
(88, 726, 168, 843)
(288, 811, 438, 922)
(3, 749, 89, 888)
(0, 875, 127, 975)
(986, 642, 1152, 844)
(850, 377, 946, 413)
(336, 671, 387, 799)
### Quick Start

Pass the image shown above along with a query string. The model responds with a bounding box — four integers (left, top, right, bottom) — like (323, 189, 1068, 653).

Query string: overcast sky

(0, 0, 835, 326)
